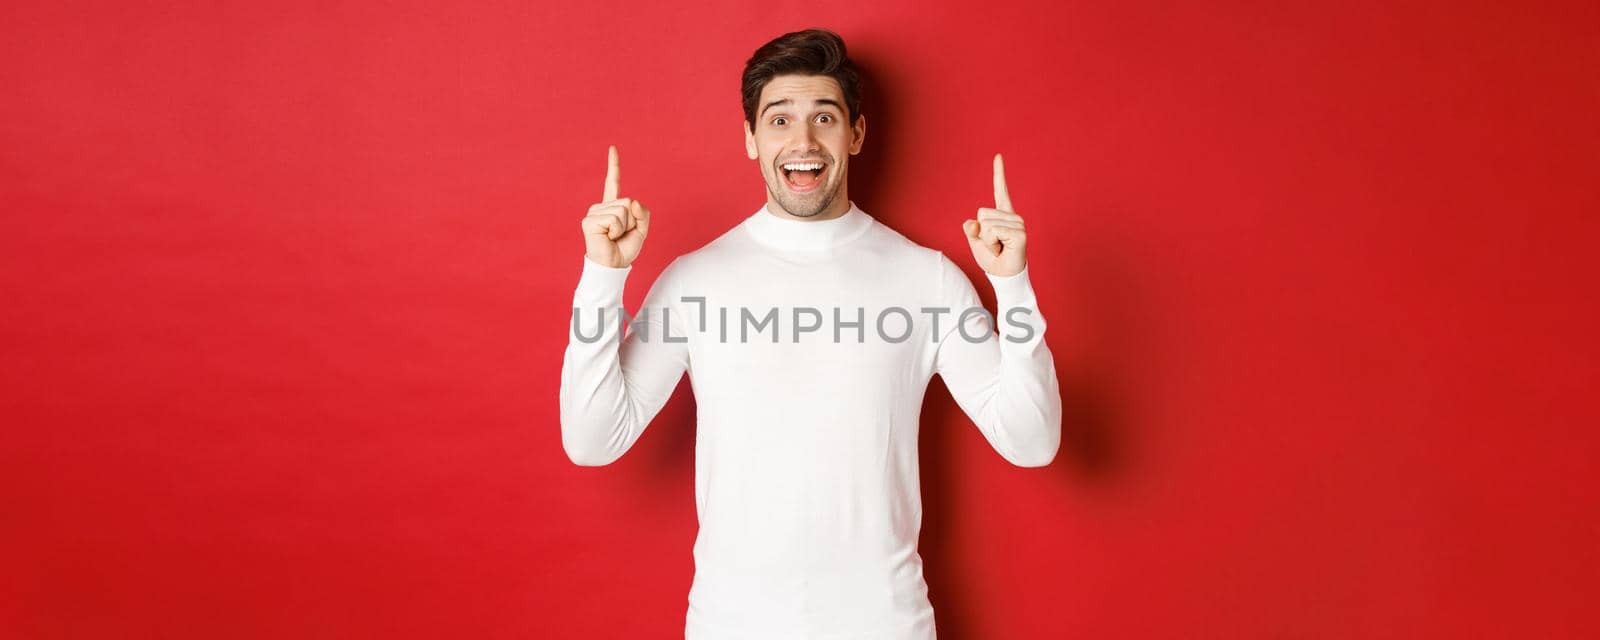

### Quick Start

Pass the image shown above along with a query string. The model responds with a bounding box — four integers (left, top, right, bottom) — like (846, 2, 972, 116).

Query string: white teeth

(782, 162, 824, 171)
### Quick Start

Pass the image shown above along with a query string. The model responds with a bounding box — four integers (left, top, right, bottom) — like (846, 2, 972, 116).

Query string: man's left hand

(963, 153, 1028, 277)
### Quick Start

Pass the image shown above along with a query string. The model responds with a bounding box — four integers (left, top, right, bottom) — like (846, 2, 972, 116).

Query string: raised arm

(932, 255, 1062, 467)
(559, 257, 690, 466)
(935, 152, 1062, 467)
(558, 145, 689, 466)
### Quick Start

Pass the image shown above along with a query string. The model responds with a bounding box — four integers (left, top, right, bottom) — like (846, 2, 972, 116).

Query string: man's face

(745, 74, 866, 219)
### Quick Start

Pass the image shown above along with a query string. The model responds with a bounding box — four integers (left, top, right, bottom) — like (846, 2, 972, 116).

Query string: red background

(3, 1, 1597, 637)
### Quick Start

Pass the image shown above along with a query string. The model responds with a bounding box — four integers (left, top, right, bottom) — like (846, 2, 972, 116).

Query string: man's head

(741, 28, 866, 220)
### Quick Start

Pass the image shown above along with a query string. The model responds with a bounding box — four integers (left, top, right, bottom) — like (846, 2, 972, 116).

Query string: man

(560, 27, 1061, 639)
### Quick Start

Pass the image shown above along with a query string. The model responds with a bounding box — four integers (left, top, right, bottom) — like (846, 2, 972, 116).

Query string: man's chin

(771, 184, 835, 218)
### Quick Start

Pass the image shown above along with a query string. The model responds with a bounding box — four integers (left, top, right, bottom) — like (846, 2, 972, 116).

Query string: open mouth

(780, 161, 827, 193)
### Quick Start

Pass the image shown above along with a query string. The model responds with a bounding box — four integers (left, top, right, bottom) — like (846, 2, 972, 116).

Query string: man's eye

(772, 117, 787, 126)
(817, 114, 832, 123)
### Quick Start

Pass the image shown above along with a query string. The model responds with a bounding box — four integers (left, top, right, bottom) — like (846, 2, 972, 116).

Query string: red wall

(3, 1, 1596, 637)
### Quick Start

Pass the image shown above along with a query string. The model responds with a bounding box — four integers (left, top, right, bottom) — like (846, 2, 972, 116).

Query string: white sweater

(560, 200, 1062, 639)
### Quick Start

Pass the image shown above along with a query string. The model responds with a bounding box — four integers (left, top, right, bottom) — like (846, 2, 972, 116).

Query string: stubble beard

(769, 159, 841, 218)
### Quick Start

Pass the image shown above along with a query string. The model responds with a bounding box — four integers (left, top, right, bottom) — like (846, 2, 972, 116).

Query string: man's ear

(849, 113, 866, 155)
(744, 121, 758, 160)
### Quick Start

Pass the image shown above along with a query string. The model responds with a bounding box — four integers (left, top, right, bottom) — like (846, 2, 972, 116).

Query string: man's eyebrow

(760, 97, 845, 118)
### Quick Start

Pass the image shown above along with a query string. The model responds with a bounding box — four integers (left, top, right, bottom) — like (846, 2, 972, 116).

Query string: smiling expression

(744, 74, 867, 220)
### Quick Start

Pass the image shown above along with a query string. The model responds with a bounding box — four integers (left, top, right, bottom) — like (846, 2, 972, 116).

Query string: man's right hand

(582, 145, 651, 268)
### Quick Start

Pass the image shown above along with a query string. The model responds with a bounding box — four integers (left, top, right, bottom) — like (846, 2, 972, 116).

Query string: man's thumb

(630, 200, 650, 236)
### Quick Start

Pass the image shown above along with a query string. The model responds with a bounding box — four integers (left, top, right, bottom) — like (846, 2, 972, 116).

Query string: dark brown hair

(741, 28, 862, 131)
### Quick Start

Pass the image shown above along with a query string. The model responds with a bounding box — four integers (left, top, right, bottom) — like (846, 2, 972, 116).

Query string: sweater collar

(742, 200, 874, 251)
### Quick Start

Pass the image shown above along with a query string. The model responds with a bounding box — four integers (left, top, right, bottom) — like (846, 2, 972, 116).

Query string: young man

(560, 28, 1062, 640)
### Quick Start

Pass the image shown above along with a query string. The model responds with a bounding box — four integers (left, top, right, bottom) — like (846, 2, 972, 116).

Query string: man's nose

(790, 131, 821, 155)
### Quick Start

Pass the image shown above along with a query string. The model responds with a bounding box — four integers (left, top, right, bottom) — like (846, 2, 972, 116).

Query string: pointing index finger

(993, 153, 1013, 212)
(603, 145, 619, 202)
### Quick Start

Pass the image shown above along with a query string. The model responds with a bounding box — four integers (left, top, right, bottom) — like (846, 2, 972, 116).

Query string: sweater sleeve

(931, 254, 1063, 467)
(558, 255, 691, 466)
